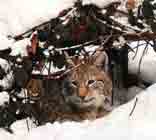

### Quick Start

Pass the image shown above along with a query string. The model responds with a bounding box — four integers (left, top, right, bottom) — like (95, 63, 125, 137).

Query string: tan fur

(66, 57, 112, 112)
(30, 52, 112, 124)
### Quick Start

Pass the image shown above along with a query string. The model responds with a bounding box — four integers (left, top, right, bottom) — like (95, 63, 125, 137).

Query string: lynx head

(62, 51, 112, 115)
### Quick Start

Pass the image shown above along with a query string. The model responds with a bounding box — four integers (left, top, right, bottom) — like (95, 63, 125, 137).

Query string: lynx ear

(93, 50, 109, 73)
(66, 55, 82, 68)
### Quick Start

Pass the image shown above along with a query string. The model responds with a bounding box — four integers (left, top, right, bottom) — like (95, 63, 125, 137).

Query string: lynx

(29, 51, 112, 124)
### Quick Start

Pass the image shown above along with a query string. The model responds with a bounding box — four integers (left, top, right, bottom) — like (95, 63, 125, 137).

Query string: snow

(129, 41, 156, 83)
(34, 62, 66, 75)
(84, 45, 100, 54)
(32, 62, 66, 75)
(0, 58, 14, 90)
(0, 129, 12, 140)
(1, 0, 74, 36)
(0, 34, 13, 50)
(82, 0, 119, 8)
(10, 118, 36, 135)
(0, 0, 121, 37)
(0, 71, 14, 90)
(0, 84, 155, 139)
(0, 0, 156, 139)
(10, 38, 30, 56)
(0, 92, 9, 106)
(0, 58, 11, 73)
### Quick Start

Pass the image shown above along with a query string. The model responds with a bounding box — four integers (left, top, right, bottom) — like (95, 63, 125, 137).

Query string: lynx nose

(79, 87, 88, 98)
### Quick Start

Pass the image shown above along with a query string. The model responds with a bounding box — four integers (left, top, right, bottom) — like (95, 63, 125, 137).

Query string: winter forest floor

(0, 0, 156, 139)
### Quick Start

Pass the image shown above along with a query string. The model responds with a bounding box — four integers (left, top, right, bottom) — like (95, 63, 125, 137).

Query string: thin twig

(130, 42, 147, 51)
(132, 41, 139, 60)
(26, 118, 30, 132)
(23, 89, 30, 132)
(110, 17, 142, 33)
(129, 97, 138, 116)
(55, 39, 98, 51)
(137, 42, 149, 75)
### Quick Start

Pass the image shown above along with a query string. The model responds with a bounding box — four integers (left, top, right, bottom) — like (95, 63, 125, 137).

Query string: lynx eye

(97, 80, 104, 83)
(87, 80, 96, 86)
(71, 81, 78, 87)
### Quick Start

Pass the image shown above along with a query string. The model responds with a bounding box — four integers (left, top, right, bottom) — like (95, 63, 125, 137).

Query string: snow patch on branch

(0, 58, 14, 90)
(0, 92, 9, 106)
(82, 0, 120, 8)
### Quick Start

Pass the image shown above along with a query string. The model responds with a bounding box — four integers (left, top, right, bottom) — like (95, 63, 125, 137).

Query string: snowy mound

(1, 84, 156, 139)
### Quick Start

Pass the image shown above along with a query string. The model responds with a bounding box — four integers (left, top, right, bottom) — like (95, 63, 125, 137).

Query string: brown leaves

(126, 0, 136, 10)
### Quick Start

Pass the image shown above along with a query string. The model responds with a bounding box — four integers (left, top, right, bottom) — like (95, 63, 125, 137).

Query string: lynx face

(26, 51, 112, 123)
(62, 51, 112, 113)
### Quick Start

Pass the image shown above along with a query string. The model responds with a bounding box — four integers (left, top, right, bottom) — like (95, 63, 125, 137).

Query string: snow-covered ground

(0, 0, 156, 139)
(1, 83, 156, 140)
